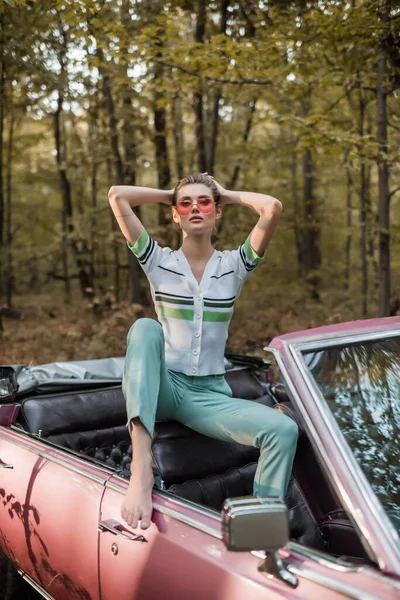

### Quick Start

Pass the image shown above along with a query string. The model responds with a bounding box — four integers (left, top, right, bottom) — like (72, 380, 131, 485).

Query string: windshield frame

(283, 328, 400, 573)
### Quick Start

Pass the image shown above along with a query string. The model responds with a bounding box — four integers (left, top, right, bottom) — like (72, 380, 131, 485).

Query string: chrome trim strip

(0, 431, 110, 486)
(253, 544, 361, 572)
(36, 451, 108, 485)
(262, 347, 380, 567)
(106, 479, 222, 539)
(17, 570, 56, 600)
(292, 328, 400, 353)
(289, 341, 400, 569)
(287, 564, 381, 600)
(152, 502, 222, 539)
(255, 545, 400, 596)
(282, 543, 400, 591)
(286, 542, 360, 571)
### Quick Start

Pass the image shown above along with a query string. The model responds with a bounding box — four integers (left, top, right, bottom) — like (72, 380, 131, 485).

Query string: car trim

(17, 569, 56, 600)
(0, 430, 110, 486)
(254, 546, 400, 595)
(263, 345, 384, 568)
(286, 564, 386, 600)
(288, 543, 400, 591)
(106, 479, 223, 539)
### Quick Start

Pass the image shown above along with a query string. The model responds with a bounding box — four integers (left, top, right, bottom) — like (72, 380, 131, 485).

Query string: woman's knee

(279, 415, 299, 449)
(127, 318, 163, 346)
(258, 413, 299, 452)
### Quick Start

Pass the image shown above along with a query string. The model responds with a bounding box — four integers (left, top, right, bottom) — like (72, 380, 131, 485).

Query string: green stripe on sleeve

(155, 295, 194, 306)
(127, 228, 149, 257)
(243, 235, 265, 264)
(203, 310, 233, 322)
(158, 305, 194, 320)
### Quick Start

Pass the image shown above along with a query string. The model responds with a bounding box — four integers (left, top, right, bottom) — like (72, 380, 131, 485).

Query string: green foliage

(0, 0, 399, 358)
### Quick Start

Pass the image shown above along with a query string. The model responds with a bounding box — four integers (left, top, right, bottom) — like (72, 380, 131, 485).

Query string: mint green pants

(122, 318, 298, 498)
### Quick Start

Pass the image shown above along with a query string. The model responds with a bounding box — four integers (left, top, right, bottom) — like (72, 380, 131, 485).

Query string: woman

(108, 173, 298, 530)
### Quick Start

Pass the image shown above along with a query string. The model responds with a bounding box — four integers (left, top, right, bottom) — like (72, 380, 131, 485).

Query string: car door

(99, 476, 271, 600)
(0, 427, 109, 600)
(99, 476, 358, 600)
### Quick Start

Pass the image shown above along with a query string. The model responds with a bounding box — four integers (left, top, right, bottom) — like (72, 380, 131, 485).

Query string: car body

(1, 316, 400, 599)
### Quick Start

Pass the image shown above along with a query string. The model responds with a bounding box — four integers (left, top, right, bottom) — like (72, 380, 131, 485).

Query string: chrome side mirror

(221, 497, 298, 588)
(222, 497, 289, 552)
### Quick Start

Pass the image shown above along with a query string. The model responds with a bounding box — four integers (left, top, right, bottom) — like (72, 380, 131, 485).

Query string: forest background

(0, 0, 399, 365)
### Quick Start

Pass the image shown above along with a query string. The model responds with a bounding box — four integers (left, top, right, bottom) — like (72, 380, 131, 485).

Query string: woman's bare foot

(121, 463, 154, 530)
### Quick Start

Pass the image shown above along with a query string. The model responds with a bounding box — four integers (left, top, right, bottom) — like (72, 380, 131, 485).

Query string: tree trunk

(360, 160, 368, 316)
(302, 146, 320, 300)
(99, 57, 124, 184)
(207, 0, 229, 175)
(88, 101, 97, 292)
(106, 157, 120, 303)
(153, 78, 171, 190)
(5, 102, 14, 308)
(171, 93, 185, 179)
(151, 10, 172, 247)
(344, 157, 353, 292)
(301, 93, 321, 300)
(291, 139, 303, 278)
(54, 93, 71, 303)
(377, 52, 390, 317)
(54, 92, 92, 298)
(228, 99, 256, 189)
(354, 34, 368, 316)
(194, 0, 207, 172)
(97, 40, 143, 304)
(54, 18, 92, 299)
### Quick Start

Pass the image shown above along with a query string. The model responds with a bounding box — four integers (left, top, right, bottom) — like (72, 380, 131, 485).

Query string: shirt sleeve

(228, 233, 265, 282)
(127, 228, 163, 276)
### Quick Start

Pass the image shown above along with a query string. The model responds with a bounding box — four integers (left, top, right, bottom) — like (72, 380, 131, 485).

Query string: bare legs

(120, 418, 154, 530)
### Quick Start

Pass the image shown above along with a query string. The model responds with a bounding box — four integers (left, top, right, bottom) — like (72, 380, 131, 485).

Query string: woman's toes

(140, 519, 150, 530)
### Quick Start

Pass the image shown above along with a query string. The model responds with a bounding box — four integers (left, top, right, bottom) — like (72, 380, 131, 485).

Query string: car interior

(8, 357, 371, 566)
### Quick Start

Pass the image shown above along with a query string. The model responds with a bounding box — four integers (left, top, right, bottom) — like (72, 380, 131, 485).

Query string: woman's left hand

(202, 172, 227, 200)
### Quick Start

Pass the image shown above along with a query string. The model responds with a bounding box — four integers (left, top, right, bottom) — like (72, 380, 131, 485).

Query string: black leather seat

(20, 368, 324, 549)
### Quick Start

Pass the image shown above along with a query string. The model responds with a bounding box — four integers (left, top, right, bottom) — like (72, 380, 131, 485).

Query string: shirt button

(196, 313, 201, 319)
(191, 367, 197, 374)
(193, 349, 198, 355)
(196, 295, 202, 301)
(194, 332, 200, 338)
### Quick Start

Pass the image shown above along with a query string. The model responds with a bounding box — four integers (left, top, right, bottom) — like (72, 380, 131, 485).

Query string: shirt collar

(175, 248, 218, 295)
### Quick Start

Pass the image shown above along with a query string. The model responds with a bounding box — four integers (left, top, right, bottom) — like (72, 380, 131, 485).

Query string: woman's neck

(180, 233, 214, 262)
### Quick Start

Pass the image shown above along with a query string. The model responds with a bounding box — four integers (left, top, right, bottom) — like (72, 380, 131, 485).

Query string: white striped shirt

(128, 229, 264, 376)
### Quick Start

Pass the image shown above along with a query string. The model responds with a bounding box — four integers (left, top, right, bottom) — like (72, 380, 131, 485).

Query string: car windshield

(302, 335, 400, 535)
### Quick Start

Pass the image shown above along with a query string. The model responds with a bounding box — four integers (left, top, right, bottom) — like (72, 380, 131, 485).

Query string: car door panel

(99, 478, 339, 600)
(0, 432, 46, 577)
(28, 456, 105, 600)
(0, 428, 108, 600)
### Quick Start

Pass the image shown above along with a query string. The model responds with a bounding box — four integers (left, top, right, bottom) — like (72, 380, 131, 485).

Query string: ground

(0, 282, 366, 366)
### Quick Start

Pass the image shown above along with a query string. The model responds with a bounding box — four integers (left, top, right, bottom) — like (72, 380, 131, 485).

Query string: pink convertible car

(1, 317, 400, 599)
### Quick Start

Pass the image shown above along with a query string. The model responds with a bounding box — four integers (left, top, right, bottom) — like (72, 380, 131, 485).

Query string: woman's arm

(108, 185, 172, 245)
(214, 180, 282, 256)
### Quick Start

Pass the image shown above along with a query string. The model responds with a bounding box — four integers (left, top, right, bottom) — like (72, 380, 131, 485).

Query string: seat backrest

(20, 386, 132, 469)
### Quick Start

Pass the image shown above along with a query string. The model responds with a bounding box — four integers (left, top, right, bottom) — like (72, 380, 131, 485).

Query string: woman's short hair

(172, 173, 220, 205)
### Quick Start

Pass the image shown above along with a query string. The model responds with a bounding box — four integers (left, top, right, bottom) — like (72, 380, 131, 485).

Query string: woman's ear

(172, 206, 180, 224)
(215, 204, 222, 220)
